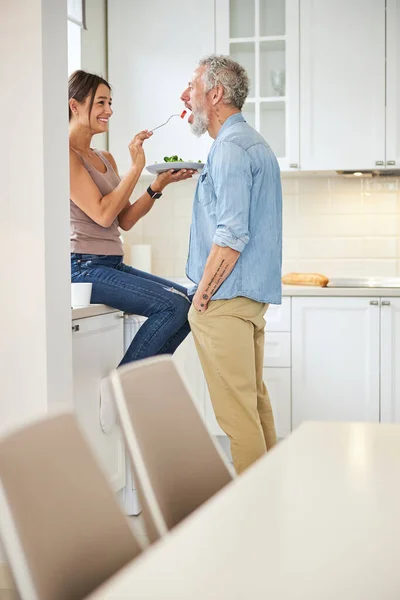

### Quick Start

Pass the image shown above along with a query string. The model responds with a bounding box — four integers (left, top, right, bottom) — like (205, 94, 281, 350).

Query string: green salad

(163, 156, 202, 163)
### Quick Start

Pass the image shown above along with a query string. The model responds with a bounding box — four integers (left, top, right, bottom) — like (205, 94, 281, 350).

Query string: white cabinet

(215, 0, 300, 171)
(263, 299, 292, 439)
(107, 0, 215, 172)
(72, 311, 126, 491)
(380, 298, 400, 423)
(300, 0, 386, 171)
(386, 0, 400, 169)
(292, 297, 381, 428)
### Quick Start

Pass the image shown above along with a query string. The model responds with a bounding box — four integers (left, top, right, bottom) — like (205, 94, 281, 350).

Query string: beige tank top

(70, 149, 124, 255)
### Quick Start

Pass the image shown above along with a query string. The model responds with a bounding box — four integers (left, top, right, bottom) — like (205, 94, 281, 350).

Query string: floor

(129, 513, 150, 547)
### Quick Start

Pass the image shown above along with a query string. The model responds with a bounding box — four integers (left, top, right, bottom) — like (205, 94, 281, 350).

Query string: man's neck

(208, 107, 241, 139)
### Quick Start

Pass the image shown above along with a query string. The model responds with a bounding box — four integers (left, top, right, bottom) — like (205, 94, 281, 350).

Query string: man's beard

(190, 106, 209, 137)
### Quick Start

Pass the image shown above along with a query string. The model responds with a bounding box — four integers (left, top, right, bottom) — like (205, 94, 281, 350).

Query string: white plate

(146, 161, 205, 174)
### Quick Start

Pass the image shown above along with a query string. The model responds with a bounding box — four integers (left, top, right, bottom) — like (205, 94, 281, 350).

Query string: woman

(69, 70, 193, 365)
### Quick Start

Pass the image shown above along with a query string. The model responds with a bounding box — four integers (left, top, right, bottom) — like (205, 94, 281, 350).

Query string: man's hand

(193, 290, 209, 313)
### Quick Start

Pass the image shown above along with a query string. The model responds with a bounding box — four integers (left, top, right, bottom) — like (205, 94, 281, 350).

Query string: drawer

(265, 298, 291, 332)
(264, 332, 291, 367)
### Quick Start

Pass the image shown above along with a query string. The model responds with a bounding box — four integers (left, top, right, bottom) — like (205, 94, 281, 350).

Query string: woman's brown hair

(68, 70, 111, 121)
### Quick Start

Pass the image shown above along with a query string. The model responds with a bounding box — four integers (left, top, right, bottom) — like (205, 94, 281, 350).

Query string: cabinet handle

(369, 300, 379, 306)
(289, 163, 299, 169)
(72, 324, 80, 332)
(387, 161, 396, 166)
(382, 300, 391, 306)
(375, 161, 384, 166)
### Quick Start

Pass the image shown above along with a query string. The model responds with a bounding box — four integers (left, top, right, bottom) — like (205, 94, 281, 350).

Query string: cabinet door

(380, 298, 400, 423)
(108, 0, 215, 172)
(292, 297, 380, 428)
(72, 312, 126, 491)
(265, 297, 291, 332)
(386, 0, 400, 169)
(300, 0, 386, 171)
(215, 0, 300, 171)
(173, 332, 206, 420)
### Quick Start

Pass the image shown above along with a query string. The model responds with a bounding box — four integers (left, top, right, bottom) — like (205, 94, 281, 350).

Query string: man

(181, 55, 282, 475)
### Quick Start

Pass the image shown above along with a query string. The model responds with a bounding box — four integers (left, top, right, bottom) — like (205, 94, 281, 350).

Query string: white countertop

(169, 276, 400, 298)
(282, 284, 400, 296)
(70, 282, 400, 320)
(71, 304, 120, 320)
(86, 421, 400, 600)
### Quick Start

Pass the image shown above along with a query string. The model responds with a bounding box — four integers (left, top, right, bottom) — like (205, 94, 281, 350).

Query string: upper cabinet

(300, 0, 388, 171)
(107, 0, 215, 173)
(386, 0, 400, 169)
(216, 0, 300, 171)
(108, 0, 400, 173)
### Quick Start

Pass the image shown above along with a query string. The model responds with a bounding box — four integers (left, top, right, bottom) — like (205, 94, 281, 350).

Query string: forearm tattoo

(204, 259, 230, 298)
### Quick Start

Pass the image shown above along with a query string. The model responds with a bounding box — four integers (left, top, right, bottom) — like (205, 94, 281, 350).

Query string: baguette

(282, 272, 329, 287)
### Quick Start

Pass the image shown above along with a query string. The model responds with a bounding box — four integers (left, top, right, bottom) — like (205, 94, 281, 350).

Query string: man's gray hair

(199, 54, 250, 110)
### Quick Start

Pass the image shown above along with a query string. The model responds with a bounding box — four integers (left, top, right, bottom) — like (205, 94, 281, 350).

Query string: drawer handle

(72, 324, 80, 332)
(369, 300, 379, 306)
(382, 300, 391, 306)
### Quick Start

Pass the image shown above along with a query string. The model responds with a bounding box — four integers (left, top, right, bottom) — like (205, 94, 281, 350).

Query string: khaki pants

(189, 296, 277, 474)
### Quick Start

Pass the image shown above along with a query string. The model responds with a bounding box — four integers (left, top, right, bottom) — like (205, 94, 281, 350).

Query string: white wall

(107, 0, 215, 173)
(0, 0, 73, 564)
(81, 0, 107, 76)
(122, 175, 400, 280)
(81, 0, 108, 150)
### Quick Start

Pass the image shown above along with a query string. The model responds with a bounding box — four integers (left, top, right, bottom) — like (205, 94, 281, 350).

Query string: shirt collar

(217, 112, 245, 138)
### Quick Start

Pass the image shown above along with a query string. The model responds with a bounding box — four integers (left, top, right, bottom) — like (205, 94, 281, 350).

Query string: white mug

(71, 282, 93, 307)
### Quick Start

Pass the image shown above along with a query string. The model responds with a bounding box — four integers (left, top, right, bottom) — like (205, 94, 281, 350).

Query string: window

(67, 0, 85, 75)
(68, 21, 81, 75)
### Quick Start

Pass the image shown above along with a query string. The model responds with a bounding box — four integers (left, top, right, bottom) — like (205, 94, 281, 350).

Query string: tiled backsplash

(122, 176, 400, 280)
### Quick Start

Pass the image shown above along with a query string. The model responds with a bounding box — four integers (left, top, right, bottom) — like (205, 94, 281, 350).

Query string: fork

(150, 110, 187, 133)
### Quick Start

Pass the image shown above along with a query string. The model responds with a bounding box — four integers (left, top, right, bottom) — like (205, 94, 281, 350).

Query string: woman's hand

(152, 168, 196, 192)
(128, 130, 152, 171)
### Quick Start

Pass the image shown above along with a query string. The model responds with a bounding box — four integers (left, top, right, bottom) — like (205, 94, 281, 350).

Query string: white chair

(110, 355, 234, 543)
(0, 413, 142, 600)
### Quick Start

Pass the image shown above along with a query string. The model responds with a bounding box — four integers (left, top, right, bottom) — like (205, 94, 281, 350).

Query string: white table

(87, 422, 400, 600)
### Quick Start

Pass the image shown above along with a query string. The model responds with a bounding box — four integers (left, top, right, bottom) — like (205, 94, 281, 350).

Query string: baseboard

(0, 563, 14, 590)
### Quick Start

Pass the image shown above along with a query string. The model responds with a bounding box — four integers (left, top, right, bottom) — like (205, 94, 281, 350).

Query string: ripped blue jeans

(71, 254, 191, 365)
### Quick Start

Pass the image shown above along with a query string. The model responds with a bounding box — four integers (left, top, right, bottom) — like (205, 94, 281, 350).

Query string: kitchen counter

(282, 285, 400, 297)
(169, 276, 400, 298)
(71, 304, 120, 320)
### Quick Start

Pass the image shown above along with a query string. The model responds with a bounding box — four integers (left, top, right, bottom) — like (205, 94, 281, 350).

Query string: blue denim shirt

(186, 113, 282, 305)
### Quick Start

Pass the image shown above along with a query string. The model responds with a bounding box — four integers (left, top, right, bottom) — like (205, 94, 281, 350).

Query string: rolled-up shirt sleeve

(210, 141, 252, 253)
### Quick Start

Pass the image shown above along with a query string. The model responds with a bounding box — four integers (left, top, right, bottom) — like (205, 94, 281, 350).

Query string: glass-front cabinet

(216, 0, 299, 171)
